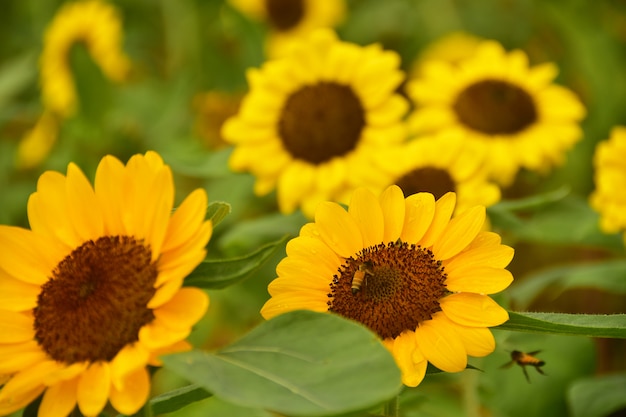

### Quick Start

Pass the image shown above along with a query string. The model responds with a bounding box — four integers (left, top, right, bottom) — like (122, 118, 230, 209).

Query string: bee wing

(500, 360, 515, 369)
(527, 350, 542, 356)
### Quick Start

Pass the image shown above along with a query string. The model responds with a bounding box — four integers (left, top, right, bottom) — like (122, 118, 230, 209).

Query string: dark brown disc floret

(265, 0, 305, 31)
(279, 82, 366, 164)
(453, 79, 537, 135)
(395, 167, 456, 200)
(33, 236, 158, 364)
(328, 240, 448, 339)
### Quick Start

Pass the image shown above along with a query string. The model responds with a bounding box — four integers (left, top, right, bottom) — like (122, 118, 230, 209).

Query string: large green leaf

(508, 259, 626, 309)
(185, 235, 287, 289)
(567, 373, 626, 417)
(162, 310, 402, 417)
(496, 311, 626, 338)
(148, 384, 212, 415)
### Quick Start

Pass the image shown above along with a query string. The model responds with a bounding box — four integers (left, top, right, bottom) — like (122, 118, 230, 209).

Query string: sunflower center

(278, 82, 366, 164)
(33, 236, 158, 364)
(265, 0, 305, 31)
(453, 79, 537, 134)
(328, 241, 447, 339)
(395, 167, 456, 200)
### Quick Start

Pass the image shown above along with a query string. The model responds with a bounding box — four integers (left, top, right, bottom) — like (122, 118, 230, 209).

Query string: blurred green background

(1, 1, 626, 416)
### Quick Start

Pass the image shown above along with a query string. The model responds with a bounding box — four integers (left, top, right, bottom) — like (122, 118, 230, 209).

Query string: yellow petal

(0, 384, 44, 416)
(0, 272, 40, 311)
(392, 331, 427, 387)
(379, 185, 405, 242)
(65, 163, 104, 242)
(147, 277, 183, 309)
(285, 235, 342, 274)
(138, 319, 190, 349)
(401, 193, 435, 244)
(94, 155, 126, 236)
(445, 266, 513, 294)
(110, 344, 150, 390)
(440, 293, 509, 327)
(260, 293, 329, 319)
(420, 192, 456, 248)
(161, 189, 209, 252)
(109, 367, 150, 416)
(432, 205, 485, 260)
(0, 341, 47, 374)
(0, 226, 65, 285)
(315, 202, 363, 258)
(153, 287, 209, 330)
(0, 311, 35, 343)
(76, 362, 111, 417)
(0, 360, 62, 402)
(348, 188, 384, 248)
(414, 313, 467, 372)
(39, 377, 79, 417)
(451, 325, 496, 358)
(444, 243, 514, 271)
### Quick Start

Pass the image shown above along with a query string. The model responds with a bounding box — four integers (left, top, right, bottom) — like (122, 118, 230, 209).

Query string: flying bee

(501, 350, 546, 383)
(351, 261, 374, 294)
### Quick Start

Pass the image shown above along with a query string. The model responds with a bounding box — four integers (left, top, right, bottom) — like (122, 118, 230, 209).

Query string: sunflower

(261, 185, 513, 386)
(222, 29, 408, 217)
(40, 0, 131, 118)
(374, 133, 501, 215)
(0, 152, 212, 417)
(407, 40, 586, 186)
(192, 91, 243, 150)
(590, 126, 626, 237)
(228, 0, 345, 57)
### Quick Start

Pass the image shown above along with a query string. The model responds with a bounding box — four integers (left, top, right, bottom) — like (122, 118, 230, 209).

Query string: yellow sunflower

(228, 0, 345, 57)
(261, 185, 513, 386)
(374, 133, 501, 215)
(0, 152, 212, 417)
(407, 40, 586, 186)
(40, 0, 131, 118)
(590, 126, 626, 237)
(222, 29, 408, 217)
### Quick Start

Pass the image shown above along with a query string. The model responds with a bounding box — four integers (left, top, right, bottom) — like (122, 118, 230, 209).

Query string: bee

(501, 350, 546, 383)
(351, 261, 374, 294)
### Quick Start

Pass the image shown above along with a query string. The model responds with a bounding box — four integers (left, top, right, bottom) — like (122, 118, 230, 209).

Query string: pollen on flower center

(395, 167, 456, 200)
(279, 82, 366, 164)
(33, 236, 158, 364)
(453, 79, 537, 134)
(328, 241, 447, 339)
(265, 0, 305, 31)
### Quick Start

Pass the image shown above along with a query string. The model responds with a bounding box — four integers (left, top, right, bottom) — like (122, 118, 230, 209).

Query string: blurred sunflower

(410, 31, 483, 78)
(16, 111, 59, 170)
(228, 0, 345, 57)
(40, 0, 131, 118)
(261, 185, 513, 386)
(407, 40, 586, 186)
(590, 126, 626, 238)
(222, 29, 408, 217)
(192, 91, 243, 149)
(375, 134, 500, 215)
(0, 152, 212, 417)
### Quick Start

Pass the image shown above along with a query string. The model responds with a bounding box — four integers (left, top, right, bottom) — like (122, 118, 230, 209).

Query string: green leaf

(508, 259, 626, 309)
(162, 310, 402, 417)
(207, 201, 231, 227)
(567, 373, 626, 417)
(495, 311, 626, 338)
(184, 236, 288, 289)
(148, 384, 212, 415)
(488, 194, 623, 250)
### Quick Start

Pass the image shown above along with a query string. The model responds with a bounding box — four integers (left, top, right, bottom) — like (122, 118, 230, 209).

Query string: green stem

(382, 395, 400, 417)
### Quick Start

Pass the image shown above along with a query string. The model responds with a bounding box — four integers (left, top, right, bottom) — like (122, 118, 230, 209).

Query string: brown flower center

(265, 0, 305, 31)
(395, 167, 456, 200)
(279, 82, 366, 164)
(453, 80, 537, 134)
(328, 240, 447, 339)
(33, 236, 158, 364)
